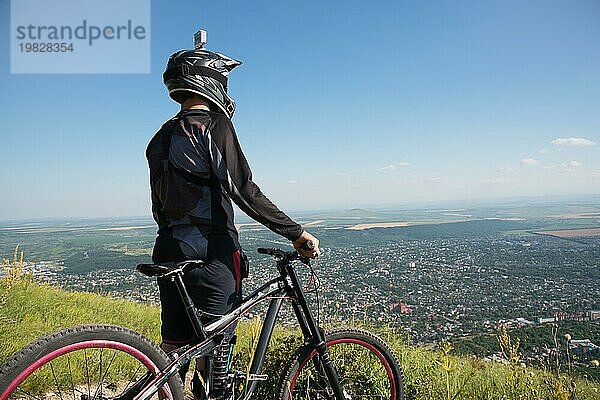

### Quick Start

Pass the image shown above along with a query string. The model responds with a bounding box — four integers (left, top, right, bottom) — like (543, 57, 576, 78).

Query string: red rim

(288, 337, 397, 400)
(0, 340, 172, 400)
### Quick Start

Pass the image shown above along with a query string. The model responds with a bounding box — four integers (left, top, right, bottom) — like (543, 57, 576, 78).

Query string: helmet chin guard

(163, 30, 242, 118)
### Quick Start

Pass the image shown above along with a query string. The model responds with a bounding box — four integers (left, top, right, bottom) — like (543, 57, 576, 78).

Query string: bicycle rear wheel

(0, 325, 183, 400)
(277, 328, 404, 400)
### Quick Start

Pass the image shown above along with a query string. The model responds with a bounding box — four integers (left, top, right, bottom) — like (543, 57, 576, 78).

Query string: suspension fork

(284, 261, 347, 400)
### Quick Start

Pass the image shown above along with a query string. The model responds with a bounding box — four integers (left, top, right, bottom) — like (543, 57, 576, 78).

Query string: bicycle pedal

(248, 373, 268, 381)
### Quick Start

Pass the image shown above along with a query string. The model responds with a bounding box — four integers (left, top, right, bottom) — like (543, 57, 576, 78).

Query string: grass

(0, 276, 162, 355)
(1, 260, 599, 399)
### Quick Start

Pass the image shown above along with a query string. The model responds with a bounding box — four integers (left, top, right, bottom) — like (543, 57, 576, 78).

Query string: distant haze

(0, 1, 599, 219)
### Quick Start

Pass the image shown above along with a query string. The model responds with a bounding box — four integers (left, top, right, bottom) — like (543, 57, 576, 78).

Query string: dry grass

(535, 228, 600, 238)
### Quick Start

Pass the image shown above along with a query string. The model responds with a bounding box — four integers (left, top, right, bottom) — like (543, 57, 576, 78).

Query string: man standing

(146, 33, 319, 398)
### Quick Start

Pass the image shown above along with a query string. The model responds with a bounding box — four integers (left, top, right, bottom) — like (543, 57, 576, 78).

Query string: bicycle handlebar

(257, 241, 315, 264)
(257, 247, 297, 259)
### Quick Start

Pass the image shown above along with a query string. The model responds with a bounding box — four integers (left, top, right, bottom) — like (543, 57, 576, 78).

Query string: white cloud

(287, 180, 298, 184)
(379, 162, 411, 171)
(551, 137, 597, 146)
(538, 149, 551, 154)
(483, 178, 509, 184)
(561, 160, 583, 168)
(520, 158, 540, 166)
(428, 176, 448, 182)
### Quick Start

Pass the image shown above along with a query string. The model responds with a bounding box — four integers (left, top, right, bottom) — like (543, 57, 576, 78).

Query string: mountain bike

(0, 246, 405, 400)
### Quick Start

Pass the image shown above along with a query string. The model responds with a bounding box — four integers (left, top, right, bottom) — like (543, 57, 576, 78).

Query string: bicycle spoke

(84, 349, 91, 400)
(92, 348, 104, 400)
(94, 350, 117, 398)
(2, 326, 182, 400)
(102, 351, 118, 383)
(15, 387, 44, 400)
(30, 370, 54, 397)
(99, 348, 104, 397)
(49, 362, 64, 400)
(285, 332, 403, 400)
(122, 364, 143, 392)
(67, 353, 76, 400)
(11, 349, 155, 400)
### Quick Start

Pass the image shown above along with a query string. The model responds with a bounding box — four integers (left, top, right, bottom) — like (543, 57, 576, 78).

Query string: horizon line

(1, 192, 599, 223)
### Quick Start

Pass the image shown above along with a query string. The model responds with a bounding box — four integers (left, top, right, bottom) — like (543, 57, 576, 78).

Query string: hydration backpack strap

(161, 117, 220, 188)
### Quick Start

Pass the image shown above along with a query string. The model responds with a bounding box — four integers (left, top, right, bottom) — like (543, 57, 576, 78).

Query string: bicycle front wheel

(277, 328, 404, 400)
(0, 325, 183, 400)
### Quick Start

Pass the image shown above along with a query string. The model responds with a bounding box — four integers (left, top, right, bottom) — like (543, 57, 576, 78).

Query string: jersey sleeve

(207, 117, 304, 241)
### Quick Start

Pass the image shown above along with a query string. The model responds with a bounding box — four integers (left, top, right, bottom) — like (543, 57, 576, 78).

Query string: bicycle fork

(285, 263, 347, 400)
(313, 342, 347, 399)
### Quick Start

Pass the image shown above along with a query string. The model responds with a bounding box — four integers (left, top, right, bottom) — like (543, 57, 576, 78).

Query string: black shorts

(157, 248, 242, 345)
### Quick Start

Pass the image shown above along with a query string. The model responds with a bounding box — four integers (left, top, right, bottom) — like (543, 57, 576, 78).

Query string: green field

(2, 201, 600, 276)
(1, 272, 599, 399)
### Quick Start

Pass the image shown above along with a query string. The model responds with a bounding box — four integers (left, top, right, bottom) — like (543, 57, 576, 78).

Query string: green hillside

(453, 322, 600, 380)
(1, 274, 599, 399)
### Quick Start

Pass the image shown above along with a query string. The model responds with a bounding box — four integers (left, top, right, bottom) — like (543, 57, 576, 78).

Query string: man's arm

(207, 117, 317, 253)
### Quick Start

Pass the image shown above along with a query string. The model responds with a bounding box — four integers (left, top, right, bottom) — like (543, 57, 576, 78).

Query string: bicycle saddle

(136, 260, 205, 277)
(136, 263, 174, 277)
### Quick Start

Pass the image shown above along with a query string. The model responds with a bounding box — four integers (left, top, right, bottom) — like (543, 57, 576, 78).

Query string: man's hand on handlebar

(293, 230, 321, 259)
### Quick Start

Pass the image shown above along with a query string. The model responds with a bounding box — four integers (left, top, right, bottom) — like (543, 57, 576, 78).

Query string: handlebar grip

(302, 241, 315, 251)
(257, 248, 272, 255)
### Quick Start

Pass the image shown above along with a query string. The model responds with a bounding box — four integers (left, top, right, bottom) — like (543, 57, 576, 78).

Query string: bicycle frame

(134, 253, 346, 400)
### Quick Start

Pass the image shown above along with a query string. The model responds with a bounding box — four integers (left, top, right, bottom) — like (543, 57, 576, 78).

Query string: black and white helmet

(163, 49, 242, 118)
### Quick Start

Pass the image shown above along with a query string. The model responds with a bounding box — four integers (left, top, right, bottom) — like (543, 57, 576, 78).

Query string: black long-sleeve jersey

(146, 108, 303, 262)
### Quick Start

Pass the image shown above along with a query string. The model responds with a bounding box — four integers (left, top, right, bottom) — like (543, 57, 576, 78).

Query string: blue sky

(1, 0, 599, 219)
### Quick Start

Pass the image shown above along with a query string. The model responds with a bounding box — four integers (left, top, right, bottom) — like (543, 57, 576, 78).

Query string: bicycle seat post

(172, 270, 208, 341)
